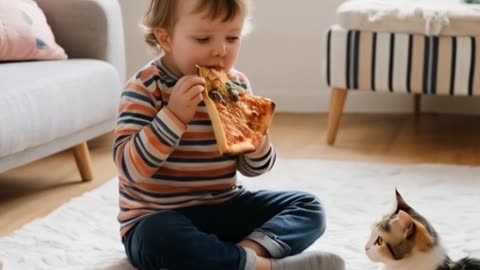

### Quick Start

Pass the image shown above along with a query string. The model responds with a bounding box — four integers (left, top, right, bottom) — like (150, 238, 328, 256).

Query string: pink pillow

(0, 0, 67, 61)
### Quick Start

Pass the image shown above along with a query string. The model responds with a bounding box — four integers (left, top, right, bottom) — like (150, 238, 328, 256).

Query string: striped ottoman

(325, 0, 480, 145)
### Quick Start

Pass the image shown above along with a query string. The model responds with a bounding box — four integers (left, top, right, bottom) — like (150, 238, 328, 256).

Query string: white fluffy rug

(1, 159, 480, 270)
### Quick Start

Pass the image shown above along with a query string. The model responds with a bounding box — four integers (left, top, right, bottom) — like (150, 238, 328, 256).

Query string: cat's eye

(374, 236, 383, 245)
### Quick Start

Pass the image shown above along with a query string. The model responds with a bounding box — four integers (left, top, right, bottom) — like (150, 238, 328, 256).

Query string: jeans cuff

(240, 247, 257, 270)
(245, 229, 290, 258)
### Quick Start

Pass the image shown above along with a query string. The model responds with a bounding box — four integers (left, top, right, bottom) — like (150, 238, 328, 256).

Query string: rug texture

(1, 159, 480, 270)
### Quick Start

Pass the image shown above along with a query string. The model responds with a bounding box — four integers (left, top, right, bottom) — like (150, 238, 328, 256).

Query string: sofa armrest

(36, 0, 126, 82)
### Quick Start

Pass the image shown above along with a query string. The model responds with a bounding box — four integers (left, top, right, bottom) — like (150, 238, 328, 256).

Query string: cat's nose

(365, 245, 370, 251)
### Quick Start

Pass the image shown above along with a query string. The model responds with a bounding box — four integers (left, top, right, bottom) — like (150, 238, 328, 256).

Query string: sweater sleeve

(113, 77, 187, 182)
(237, 134, 276, 177)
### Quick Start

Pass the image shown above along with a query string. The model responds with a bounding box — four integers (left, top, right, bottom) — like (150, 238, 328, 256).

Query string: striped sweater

(113, 59, 276, 236)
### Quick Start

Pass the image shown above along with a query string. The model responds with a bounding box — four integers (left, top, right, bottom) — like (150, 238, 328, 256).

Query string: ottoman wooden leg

(327, 88, 348, 145)
(73, 142, 94, 182)
(414, 94, 421, 114)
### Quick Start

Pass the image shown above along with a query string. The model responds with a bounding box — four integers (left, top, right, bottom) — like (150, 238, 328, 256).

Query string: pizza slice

(197, 66, 275, 155)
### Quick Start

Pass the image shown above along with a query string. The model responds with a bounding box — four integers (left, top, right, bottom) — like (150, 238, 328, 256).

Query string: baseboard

(268, 90, 480, 115)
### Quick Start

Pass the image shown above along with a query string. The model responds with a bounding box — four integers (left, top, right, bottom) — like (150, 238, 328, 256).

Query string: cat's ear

(398, 210, 415, 238)
(395, 189, 411, 211)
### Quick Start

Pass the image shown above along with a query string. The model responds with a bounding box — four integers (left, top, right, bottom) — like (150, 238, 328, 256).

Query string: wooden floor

(1, 113, 480, 236)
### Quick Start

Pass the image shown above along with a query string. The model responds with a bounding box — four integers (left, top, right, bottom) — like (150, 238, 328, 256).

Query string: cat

(365, 189, 480, 270)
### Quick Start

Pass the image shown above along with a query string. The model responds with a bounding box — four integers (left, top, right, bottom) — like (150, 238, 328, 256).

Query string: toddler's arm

(238, 133, 276, 176)
(113, 77, 187, 182)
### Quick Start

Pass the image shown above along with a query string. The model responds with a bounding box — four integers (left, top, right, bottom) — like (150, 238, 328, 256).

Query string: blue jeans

(122, 190, 326, 270)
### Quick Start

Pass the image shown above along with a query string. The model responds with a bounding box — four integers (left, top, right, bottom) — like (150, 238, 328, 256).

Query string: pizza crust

(198, 66, 275, 155)
(201, 83, 243, 154)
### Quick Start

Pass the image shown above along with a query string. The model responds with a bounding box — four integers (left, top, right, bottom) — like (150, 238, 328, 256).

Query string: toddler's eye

(195, 37, 210, 43)
(374, 236, 383, 245)
(226, 36, 239, 42)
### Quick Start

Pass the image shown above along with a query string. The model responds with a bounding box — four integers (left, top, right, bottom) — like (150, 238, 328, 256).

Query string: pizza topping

(225, 82, 240, 101)
(209, 89, 226, 105)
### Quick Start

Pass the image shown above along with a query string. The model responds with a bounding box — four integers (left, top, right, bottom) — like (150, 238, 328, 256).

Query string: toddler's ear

(154, 28, 172, 53)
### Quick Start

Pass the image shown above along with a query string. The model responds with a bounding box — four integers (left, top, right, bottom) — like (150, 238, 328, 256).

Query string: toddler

(113, 0, 345, 269)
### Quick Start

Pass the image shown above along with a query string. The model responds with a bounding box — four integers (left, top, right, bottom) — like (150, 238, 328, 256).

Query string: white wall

(118, 0, 151, 79)
(119, 0, 480, 114)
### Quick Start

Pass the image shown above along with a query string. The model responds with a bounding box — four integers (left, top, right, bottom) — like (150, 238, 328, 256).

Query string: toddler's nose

(213, 42, 227, 57)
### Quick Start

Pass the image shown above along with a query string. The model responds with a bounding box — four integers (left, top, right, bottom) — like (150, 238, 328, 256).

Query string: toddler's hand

(166, 75, 205, 124)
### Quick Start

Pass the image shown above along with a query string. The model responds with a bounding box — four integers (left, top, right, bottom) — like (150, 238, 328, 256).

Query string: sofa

(0, 0, 125, 181)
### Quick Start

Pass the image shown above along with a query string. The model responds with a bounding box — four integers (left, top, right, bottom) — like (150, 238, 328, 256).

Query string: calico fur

(365, 190, 480, 270)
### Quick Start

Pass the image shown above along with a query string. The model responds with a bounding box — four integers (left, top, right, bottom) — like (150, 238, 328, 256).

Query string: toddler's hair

(142, 0, 252, 51)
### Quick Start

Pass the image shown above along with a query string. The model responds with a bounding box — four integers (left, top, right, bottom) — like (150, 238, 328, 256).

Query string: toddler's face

(163, 0, 245, 76)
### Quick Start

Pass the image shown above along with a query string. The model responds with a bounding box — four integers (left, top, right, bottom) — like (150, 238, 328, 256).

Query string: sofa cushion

(337, 0, 480, 36)
(0, 0, 67, 61)
(0, 59, 121, 158)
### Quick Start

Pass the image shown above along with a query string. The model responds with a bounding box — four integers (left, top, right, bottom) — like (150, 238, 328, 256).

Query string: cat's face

(365, 190, 438, 265)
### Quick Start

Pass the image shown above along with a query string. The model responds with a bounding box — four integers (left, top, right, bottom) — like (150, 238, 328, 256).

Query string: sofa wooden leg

(327, 88, 348, 145)
(73, 142, 93, 182)
(414, 94, 421, 114)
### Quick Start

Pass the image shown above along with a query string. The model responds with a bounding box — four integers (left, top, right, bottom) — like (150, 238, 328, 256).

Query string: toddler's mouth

(206, 65, 224, 71)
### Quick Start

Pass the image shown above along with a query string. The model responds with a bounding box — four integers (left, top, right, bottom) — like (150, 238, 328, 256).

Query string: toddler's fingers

(178, 75, 205, 94)
(192, 92, 203, 104)
(186, 85, 205, 100)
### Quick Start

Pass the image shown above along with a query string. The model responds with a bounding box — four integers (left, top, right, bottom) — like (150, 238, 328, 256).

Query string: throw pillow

(0, 0, 67, 61)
